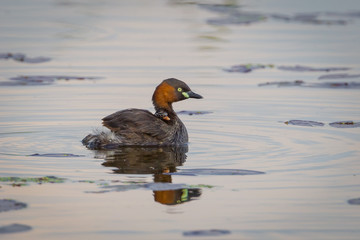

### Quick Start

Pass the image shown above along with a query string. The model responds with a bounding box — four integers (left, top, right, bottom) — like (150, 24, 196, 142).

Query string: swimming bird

(82, 78, 202, 149)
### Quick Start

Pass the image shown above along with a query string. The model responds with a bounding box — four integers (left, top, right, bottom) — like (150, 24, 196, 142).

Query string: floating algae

(270, 13, 347, 25)
(348, 198, 360, 205)
(0, 200, 31, 234)
(0, 75, 100, 86)
(0, 224, 32, 234)
(224, 63, 274, 73)
(225, 63, 350, 73)
(183, 229, 231, 237)
(0, 176, 66, 185)
(329, 121, 360, 128)
(0, 52, 51, 63)
(198, 2, 360, 26)
(318, 73, 360, 80)
(259, 80, 360, 89)
(284, 120, 360, 128)
(0, 199, 27, 213)
(284, 120, 325, 127)
(277, 65, 350, 72)
(207, 12, 266, 25)
(177, 110, 212, 115)
(258, 80, 304, 87)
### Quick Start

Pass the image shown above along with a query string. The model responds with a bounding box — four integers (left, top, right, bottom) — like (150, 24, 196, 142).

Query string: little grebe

(82, 78, 202, 149)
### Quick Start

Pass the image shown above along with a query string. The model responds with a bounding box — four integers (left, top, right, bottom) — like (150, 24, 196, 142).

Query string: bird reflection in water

(94, 145, 201, 205)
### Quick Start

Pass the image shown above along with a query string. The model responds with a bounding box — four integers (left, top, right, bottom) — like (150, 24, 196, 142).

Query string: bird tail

(82, 129, 123, 149)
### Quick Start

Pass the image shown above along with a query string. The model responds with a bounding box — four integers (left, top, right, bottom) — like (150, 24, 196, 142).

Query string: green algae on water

(329, 121, 360, 128)
(78, 180, 96, 184)
(0, 176, 66, 185)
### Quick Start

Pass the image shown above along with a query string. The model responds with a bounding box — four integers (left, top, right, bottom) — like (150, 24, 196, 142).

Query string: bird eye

(177, 88, 182, 92)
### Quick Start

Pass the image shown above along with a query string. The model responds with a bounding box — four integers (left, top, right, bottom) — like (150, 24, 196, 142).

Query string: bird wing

(102, 108, 169, 140)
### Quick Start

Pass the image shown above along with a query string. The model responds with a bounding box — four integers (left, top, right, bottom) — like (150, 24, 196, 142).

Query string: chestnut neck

(152, 82, 178, 124)
(152, 82, 178, 117)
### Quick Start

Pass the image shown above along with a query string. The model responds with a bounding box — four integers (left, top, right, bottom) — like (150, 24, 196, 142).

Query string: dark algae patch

(0, 199, 27, 213)
(249, 64, 360, 89)
(318, 73, 360, 80)
(270, 13, 347, 25)
(348, 198, 360, 205)
(277, 65, 350, 72)
(0, 52, 51, 63)
(285, 120, 325, 127)
(183, 229, 231, 237)
(0, 200, 31, 234)
(259, 81, 360, 89)
(207, 12, 266, 25)
(0, 75, 100, 86)
(198, 2, 360, 26)
(284, 120, 360, 128)
(177, 110, 212, 115)
(224, 63, 274, 73)
(0, 224, 32, 234)
(314, 82, 360, 88)
(329, 121, 360, 128)
(270, 11, 360, 25)
(258, 80, 304, 87)
(198, 4, 360, 26)
(225, 63, 350, 73)
(198, 3, 266, 26)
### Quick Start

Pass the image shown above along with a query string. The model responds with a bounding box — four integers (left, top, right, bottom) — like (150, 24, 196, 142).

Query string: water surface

(1, 0, 360, 239)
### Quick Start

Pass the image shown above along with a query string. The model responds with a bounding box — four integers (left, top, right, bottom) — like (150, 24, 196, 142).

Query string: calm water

(1, 0, 360, 239)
